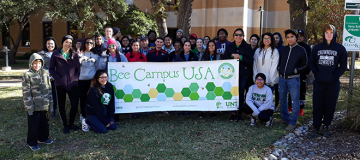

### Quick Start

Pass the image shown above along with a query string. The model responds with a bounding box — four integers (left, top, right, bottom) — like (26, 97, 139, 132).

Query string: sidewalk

(0, 78, 22, 87)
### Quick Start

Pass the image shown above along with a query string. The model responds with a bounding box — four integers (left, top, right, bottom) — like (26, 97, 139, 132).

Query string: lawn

(0, 86, 316, 160)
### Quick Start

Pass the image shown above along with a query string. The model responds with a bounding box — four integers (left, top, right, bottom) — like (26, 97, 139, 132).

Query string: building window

(125, 0, 133, 5)
(67, 22, 78, 47)
(43, 22, 52, 42)
(1, 25, 10, 46)
(22, 23, 30, 47)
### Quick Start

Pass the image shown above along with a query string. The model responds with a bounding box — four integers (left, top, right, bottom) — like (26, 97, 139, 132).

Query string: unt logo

(226, 102, 238, 107)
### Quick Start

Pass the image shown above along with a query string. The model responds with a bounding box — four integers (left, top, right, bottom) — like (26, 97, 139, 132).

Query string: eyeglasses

(234, 34, 244, 37)
(255, 79, 264, 82)
(263, 38, 271, 41)
(108, 45, 116, 48)
(99, 76, 108, 79)
(85, 42, 93, 45)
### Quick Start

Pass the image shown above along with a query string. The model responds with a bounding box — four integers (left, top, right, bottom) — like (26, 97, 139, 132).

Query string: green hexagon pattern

(115, 89, 125, 99)
(214, 87, 224, 96)
(189, 83, 199, 92)
(156, 83, 167, 93)
(140, 94, 150, 102)
(189, 92, 200, 100)
(113, 85, 117, 92)
(181, 88, 191, 97)
(206, 91, 216, 100)
(124, 94, 134, 102)
(131, 89, 142, 98)
(205, 82, 216, 91)
(165, 88, 175, 97)
(222, 91, 233, 100)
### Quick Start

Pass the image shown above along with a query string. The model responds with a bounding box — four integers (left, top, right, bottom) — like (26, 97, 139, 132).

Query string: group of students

(22, 24, 347, 151)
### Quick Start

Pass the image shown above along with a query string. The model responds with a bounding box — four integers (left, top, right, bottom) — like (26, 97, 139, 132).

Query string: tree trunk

(289, 0, 309, 43)
(155, 17, 168, 37)
(8, 23, 25, 65)
(178, 0, 194, 38)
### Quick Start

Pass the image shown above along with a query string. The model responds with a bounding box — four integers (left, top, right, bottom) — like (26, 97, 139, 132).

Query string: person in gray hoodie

(78, 38, 100, 126)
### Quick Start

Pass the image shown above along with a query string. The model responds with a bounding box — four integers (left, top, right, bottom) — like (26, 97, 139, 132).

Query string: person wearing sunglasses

(224, 28, 253, 122)
(98, 38, 128, 71)
(241, 73, 274, 126)
(83, 69, 117, 133)
(216, 28, 232, 59)
(77, 38, 100, 131)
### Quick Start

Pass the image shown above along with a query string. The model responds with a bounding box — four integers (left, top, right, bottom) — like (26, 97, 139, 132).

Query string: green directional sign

(345, 0, 360, 10)
(343, 15, 360, 51)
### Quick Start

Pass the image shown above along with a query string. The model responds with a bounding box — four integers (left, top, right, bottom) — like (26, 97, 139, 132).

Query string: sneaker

(38, 139, 54, 144)
(308, 128, 320, 138)
(29, 145, 40, 151)
(210, 112, 217, 118)
(286, 124, 296, 130)
(299, 109, 304, 116)
(82, 119, 90, 132)
(229, 113, 236, 121)
(63, 127, 70, 134)
(69, 125, 81, 131)
(323, 125, 330, 137)
(265, 117, 273, 127)
(250, 117, 256, 126)
(199, 112, 205, 118)
(288, 106, 293, 112)
(79, 114, 84, 123)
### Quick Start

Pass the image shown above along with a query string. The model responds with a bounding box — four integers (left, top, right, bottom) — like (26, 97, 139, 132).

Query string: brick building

(0, 0, 290, 56)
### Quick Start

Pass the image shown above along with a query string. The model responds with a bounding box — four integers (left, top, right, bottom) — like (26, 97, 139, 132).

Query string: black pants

(51, 80, 57, 113)
(57, 86, 79, 128)
(312, 80, 340, 129)
(274, 84, 279, 107)
(78, 80, 91, 118)
(240, 104, 274, 122)
(27, 111, 49, 146)
(288, 74, 307, 109)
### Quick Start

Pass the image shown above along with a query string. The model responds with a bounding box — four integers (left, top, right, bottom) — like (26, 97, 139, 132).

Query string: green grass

(0, 86, 317, 160)
(343, 69, 360, 77)
(0, 71, 26, 80)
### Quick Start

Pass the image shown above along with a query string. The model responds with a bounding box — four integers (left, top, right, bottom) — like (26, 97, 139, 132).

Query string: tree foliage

(110, 4, 157, 38)
(306, 0, 353, 45)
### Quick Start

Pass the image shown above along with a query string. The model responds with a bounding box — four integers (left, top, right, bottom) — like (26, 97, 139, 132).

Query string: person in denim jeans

(276, 29, 307, 130)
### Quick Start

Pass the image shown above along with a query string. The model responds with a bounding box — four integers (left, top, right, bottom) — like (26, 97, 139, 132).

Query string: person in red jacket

(125, 41, 147, 62)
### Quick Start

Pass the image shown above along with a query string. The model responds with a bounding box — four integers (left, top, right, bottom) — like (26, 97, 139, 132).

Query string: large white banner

(108, 60, 239, 113)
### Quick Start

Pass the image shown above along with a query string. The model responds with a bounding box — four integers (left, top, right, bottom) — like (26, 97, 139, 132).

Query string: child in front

(22, 53, 54, 151)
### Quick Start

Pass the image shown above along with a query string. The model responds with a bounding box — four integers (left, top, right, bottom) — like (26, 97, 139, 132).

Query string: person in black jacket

(277, 29, 308, 131)
(224, 28, 253, 121)
(147, 37, 169, 62)
(308, 24, 347, 138)
(288, 30, 312, 116)
(174, 41, 199, 62)
(84, 69, 116, 133)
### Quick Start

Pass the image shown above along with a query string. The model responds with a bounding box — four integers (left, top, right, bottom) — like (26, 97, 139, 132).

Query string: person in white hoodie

(241, 73, 275, 126)
(253, 32, 279, 91)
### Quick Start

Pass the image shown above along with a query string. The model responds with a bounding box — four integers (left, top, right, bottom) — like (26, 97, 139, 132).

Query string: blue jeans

(86, 115, 117, 133)
(278, 77, 300, 125)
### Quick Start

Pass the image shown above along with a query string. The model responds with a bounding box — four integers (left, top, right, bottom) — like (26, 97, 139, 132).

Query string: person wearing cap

(49, 35, 81, 134)
(241, 73, 275, 126)
(76, 38, 84, 54)
(162, 35, 175, 53)
(216, 28, 232, 59)
(175, 29, 183, 41)
(287, 30, 312, 116)
(140, 35, 151, 56)
(308, 24, 347, 138)
(148, 30, 157, 50)
(147, 37, 169, 62)
(276, 29, 307, 131)
(113, 27, 122, 41)
(103, 26, 121, 51)
(189, 33, 197, 53)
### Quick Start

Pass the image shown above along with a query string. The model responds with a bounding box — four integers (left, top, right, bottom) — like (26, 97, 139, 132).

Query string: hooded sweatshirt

(253, 47, 279, 86)
(79, 51, 100, 80)
(308, 25, 347, 84)
(274, 32, 284, 52)
(22, 53, 53, 114)
(162, 44, 175, 54)
(92, 35, 107, 56)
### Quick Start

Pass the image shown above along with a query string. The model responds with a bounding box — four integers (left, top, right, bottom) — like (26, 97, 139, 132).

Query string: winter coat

(174, 51, 199, 62)
(278, 43, 308, 79)
(224, 41, 253, 77)
(147, 49, 169, 62)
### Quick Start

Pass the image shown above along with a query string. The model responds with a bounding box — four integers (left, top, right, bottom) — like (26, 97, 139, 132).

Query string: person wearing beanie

(139, 35, 151, 56)
(162, 35, 175, 53)
(102, 26, 121, 51)
(308, 24, 347, 138)
(22, 53, 54, 151)
(92, 33, 107, 56)
(240, 73, 275, 126)
(112, 27, 121, 41)
(216, 28, 232, 59)
(287, 30, 312, 116)
(224, 28, 253, 121)
(148, 30, 157, 50)
(276, 29, 307, 131)
(176, 29, 183, 41)
(249, 34, 260, 53)
(49, 35, 81, 134)
(189, 33, 197, 53)
(98, 38, 128, 71)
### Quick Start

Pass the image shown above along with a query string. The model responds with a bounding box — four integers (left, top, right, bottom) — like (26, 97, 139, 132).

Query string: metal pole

(259, 6, 263, 36)
(348, 10, 359, 117)
(5, 51, 8, 67)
